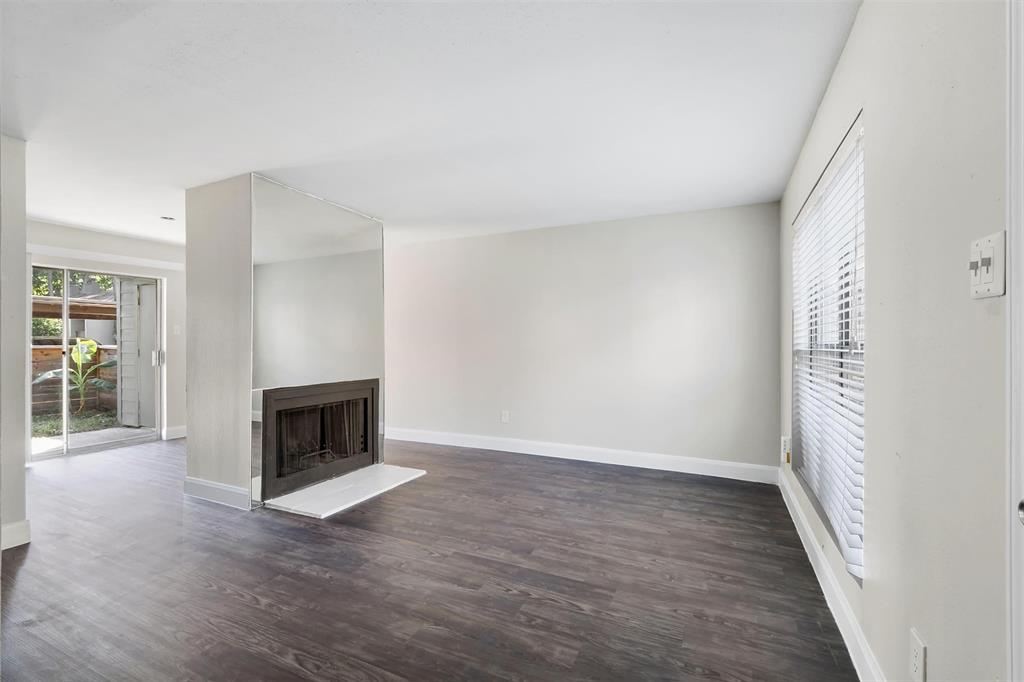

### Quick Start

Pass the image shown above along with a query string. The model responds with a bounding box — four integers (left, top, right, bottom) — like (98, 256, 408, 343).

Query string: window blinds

(792, 123, 865, 579)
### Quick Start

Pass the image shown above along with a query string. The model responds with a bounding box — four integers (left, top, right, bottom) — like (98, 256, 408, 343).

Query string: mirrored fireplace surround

(250, 174, 385, 505)
(185, 173, 385, 511)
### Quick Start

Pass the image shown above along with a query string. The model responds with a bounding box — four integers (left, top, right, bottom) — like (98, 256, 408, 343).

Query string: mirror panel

(250, 176, 384, 504)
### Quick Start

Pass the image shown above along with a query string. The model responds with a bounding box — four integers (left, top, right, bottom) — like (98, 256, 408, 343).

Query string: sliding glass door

(30, 266, 161, 458)
(30, 267, 67, 457)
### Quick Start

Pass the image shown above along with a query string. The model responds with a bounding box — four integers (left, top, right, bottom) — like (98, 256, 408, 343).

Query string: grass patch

(32, 410, 121, 438)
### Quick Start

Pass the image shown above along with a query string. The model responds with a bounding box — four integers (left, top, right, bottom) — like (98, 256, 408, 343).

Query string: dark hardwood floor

(2, 439, 857, 681)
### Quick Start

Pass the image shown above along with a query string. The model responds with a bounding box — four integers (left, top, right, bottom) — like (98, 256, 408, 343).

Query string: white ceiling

(252, 175, 380, 265)
(2, 1, 859, 245)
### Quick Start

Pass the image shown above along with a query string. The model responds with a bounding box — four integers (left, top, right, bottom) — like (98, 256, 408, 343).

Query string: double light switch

(970, 231, 1005, 299)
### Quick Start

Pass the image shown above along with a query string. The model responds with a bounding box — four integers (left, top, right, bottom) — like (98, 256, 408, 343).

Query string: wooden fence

(31, 346, 117, 415)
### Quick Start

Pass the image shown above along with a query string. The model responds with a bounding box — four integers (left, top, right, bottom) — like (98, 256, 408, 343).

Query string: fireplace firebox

(262, 379, 380, 499)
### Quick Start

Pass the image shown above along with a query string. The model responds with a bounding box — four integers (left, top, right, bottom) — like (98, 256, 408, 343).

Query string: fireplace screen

(278, 399, 368, 477)
(262, 379, 380, 499)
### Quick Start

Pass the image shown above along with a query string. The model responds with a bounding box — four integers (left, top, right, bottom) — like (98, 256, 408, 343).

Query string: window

(792, 118, 865, 578)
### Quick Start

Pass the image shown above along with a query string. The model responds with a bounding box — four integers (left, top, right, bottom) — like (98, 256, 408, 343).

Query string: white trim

(385, 427, 779, 484)
(30, 449, 66, 462)
(156, 278, 166, 445)
(779, 472, 884, 681)
(1010, 1, 1024, 679)
(27, 243, 184, 272)
(1, 519, 31, 550)
(251, 410, 262, 423)
(183, 476, 249, 510)
(70, 433, 160, 456)
(24, 254, 32, 468)
(163, 424, 187, 440)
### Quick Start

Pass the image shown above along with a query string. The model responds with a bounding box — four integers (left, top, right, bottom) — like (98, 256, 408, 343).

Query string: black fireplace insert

(261, 379, 380, 499)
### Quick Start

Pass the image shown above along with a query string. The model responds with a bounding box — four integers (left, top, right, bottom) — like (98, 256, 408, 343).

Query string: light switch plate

(970, 231, 1005, 299)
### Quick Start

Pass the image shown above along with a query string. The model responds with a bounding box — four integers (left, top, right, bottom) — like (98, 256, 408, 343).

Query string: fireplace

(262, 379, 380, 499)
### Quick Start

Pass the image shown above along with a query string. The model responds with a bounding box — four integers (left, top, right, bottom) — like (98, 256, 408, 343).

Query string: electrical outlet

(909, 628, 927, 682)
(500, 410, 510, 424)
(781, 436, 792, 465)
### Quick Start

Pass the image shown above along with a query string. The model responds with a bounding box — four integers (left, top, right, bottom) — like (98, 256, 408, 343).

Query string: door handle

(1018, 500, 1024, 526)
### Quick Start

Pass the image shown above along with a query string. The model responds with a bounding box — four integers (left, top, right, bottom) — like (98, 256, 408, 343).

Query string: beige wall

(386, 202, 781, 468)
(1, 135, 29, 549)
(26, 220, 187, 436)
(185, 174, 252, 499)
(252, 249, 384, 402)
(779, 1, 1007, 678)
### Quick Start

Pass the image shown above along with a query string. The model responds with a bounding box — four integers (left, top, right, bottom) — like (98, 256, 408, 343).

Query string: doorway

(30, 266, 161, 458)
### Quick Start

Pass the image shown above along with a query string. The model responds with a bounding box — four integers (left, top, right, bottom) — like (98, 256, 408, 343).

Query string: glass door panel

(66, 270, 160, 451)
(65, 271, 118, 449)
(30, 267, 66, 457)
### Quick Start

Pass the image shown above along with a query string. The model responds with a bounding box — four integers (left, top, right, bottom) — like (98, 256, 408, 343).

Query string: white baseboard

(779, 471, 884, 681)
(385, 427, 779, 484)
(183, 476, 250, 510)
(163, 424, 187, 440)
(1, 519, 31, 550)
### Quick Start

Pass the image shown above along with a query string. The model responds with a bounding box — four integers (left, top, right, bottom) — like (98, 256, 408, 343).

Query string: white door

(116, 278, 158, 429)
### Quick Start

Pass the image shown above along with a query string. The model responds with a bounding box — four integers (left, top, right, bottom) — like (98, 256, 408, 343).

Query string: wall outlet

(781, 436, 792, 465)
(909, 628, 927, 682)
(500, 410, 510, 424)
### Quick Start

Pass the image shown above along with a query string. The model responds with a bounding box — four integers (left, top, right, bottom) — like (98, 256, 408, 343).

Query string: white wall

(26, 220, 187, 438)
(185, 174, 252, 505)
(779, 1, 1007, 679)
(1, 135, 30, 549)
(83, 319, 116, 346)
(386, 202, 780, 470)
(252, 249, 384, 403)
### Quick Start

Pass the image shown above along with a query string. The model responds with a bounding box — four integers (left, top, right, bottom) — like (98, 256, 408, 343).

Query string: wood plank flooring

(2, 439, 857, 681)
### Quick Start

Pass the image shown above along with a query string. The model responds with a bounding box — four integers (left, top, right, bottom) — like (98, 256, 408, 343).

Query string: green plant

(32, 268, 62, 297)
(33, 338, 117, 414)
(32, 270, 114, 297)
(32, 317, 62, 338)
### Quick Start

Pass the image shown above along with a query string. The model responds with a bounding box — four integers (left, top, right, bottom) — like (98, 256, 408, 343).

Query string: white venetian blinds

(792, 120, 866, 579)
